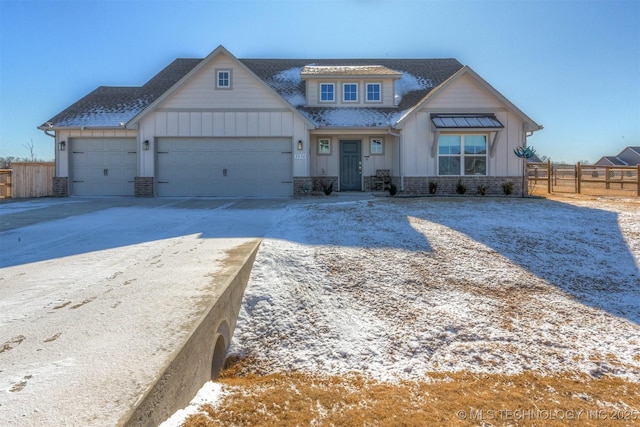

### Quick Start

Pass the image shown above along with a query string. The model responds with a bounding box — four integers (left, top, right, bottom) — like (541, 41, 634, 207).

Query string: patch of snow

(158, 381, 227, 427)
(394, 72, 434, 104)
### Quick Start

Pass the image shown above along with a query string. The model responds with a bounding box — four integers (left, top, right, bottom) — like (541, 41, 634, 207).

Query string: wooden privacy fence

(528, 160, 640, 196)
(0, 162, 55, 199)
(0, 169, 11, 198)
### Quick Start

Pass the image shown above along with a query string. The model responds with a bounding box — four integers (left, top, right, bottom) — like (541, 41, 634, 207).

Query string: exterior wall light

(298, 140, 303, 150)
(143, 140, 150, 150)
(59, 141, 66, 151)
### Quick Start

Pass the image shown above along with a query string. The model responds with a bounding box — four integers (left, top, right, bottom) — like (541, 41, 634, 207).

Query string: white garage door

(70, 138, 137, 196)
(156, 138, 292, 197)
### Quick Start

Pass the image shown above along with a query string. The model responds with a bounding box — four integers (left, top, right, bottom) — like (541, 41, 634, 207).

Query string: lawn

(161, 195, 640, 426)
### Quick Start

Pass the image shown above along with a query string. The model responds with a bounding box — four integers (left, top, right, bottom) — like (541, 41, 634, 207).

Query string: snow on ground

(228, 197, 640, 382)
(163, 196, 640, 425)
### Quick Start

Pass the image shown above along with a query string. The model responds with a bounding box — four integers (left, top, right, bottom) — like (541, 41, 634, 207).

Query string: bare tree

(22, 139, 37, 162)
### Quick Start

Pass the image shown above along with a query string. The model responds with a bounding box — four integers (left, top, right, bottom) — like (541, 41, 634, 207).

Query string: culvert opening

(211, 335, 226, 380)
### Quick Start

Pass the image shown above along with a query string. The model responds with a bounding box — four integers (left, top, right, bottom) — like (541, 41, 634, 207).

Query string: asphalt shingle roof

(42, 56, 464, 128)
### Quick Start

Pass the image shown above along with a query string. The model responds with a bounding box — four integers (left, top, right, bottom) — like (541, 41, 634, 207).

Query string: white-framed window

(370, 138, 383, 155)
(343, 83, 358, 102)
(438, 134, 487, 175)
(320, 83, 335, 102)
(318, 138, 331, 155)
(216, 69, 232, 89)
(366, 83, 381, 102)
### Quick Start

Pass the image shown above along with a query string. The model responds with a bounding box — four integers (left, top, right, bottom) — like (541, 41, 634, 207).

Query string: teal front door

(340, 140, 362, 191)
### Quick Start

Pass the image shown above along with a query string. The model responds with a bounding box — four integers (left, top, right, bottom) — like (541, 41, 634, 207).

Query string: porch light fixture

(58, 141, 66, 151)
(298, 140, 303, 150)
(143, 140, 150, 150)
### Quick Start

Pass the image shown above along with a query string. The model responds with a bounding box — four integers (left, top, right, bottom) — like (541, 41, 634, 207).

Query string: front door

(340, 140, 362, 191)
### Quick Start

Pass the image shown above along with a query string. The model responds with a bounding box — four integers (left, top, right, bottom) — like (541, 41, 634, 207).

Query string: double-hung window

(343, 83, 358, 102)
(366, 83, 381, 102)
(320, 83, 335, 102)
(438, 135, 487, 175)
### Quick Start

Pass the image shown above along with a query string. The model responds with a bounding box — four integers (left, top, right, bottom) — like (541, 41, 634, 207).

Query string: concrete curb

(118, 239, 262, 427)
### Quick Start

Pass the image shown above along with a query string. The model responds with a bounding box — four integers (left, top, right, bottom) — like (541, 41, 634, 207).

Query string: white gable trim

(396, 66, 542, 133)
(127, 45, 314, 128)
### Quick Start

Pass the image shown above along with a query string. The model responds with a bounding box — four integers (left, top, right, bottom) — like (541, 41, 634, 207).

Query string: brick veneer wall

(293, 176, 339, 197)
(402, 176, 524, 196)
(52, 177, 68, 197)
(134, 177, 154, 197)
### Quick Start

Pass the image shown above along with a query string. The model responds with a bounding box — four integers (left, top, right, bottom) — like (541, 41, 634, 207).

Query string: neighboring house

(595, 147, 640, 166)
(39, 45, 542, 197)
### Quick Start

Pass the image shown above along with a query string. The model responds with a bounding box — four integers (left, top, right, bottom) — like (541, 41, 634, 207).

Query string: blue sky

(0, 0, 638, 163)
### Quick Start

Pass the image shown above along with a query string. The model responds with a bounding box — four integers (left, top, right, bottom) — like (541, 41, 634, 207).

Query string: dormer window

(366, 83, 381, 102)
(216, 69, 232, 89)
(320, 83, 335, 102)
(343, 83, 358, 102)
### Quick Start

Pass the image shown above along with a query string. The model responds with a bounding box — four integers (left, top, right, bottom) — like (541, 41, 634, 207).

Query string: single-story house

(595, 147, 640, 166)
(39, 45, 542, 197)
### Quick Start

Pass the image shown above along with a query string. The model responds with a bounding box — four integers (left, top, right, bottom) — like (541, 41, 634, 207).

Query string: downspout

(42, 127, 57, 175)
(388, 129, 402, 191)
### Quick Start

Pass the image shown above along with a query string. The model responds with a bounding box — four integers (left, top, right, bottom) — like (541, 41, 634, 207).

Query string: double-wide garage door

(156, 138, 292, 197)
(70, 138, 137, 196)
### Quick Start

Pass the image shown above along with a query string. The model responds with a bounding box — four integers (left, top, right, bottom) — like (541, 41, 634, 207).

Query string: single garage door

(156, 138, 292, 197)
(70, 138, 137, 196)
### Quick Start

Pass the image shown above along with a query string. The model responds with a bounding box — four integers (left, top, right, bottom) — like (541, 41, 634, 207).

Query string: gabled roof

(396, 66, 542, 131)
(240, 57, 464, 127)
(39, 59, 202, 129)
(596, 156, 628, 166)
(41, 46, 540, 130)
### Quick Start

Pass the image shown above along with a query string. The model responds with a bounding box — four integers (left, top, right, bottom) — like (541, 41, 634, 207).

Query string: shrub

(456, 179, 466, 195)
(477, 185, 487, 196)
(388, 184, 397, 196)
(429, 181, 438, 195)
(502, 181, 514, 195)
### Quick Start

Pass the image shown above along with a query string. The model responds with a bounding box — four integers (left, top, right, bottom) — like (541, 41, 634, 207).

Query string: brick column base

(134, 177, 154, 197)
(52, 177, 69, 197)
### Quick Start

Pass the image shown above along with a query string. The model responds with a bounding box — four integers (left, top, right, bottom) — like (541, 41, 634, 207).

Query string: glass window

(318, 138, 331, 154)
(438, 135, 486, 176)
(366, 83, 381, 102)
(343, 83, 358, 102)
(320, 83, 334, 102)
(217, 70, 231, 89)
(370, 138, 383, 154)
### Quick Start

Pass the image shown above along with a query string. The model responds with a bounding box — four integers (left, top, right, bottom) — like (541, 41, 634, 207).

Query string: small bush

(502, 181, 514, 195)
(388, 184, 397, 196)
(477, 185, 487, 196)
(456, 179, 467, 195)
(429, 181, 438, 195)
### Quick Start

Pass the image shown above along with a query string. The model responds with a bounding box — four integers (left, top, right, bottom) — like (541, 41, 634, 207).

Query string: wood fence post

(576, 162, 581, 194)
(547, 159, 552, 193)
(637, 164, 640, 197)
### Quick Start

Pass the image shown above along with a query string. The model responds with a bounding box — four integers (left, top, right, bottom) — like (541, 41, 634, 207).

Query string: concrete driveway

(0, 197, 287, 426)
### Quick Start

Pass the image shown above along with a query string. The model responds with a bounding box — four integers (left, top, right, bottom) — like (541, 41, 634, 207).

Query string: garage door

(70, 138, 137, 196)
(156, 138, 292, 197)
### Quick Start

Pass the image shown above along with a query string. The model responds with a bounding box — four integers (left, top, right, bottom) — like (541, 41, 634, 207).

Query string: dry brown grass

(183, 357, 639, 427)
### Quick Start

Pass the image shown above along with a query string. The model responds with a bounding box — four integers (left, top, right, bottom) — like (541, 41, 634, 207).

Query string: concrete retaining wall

(118, 239, 262, 427)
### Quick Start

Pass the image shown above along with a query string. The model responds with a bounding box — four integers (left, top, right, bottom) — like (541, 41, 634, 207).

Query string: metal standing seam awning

(430, 114, 504, 157)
